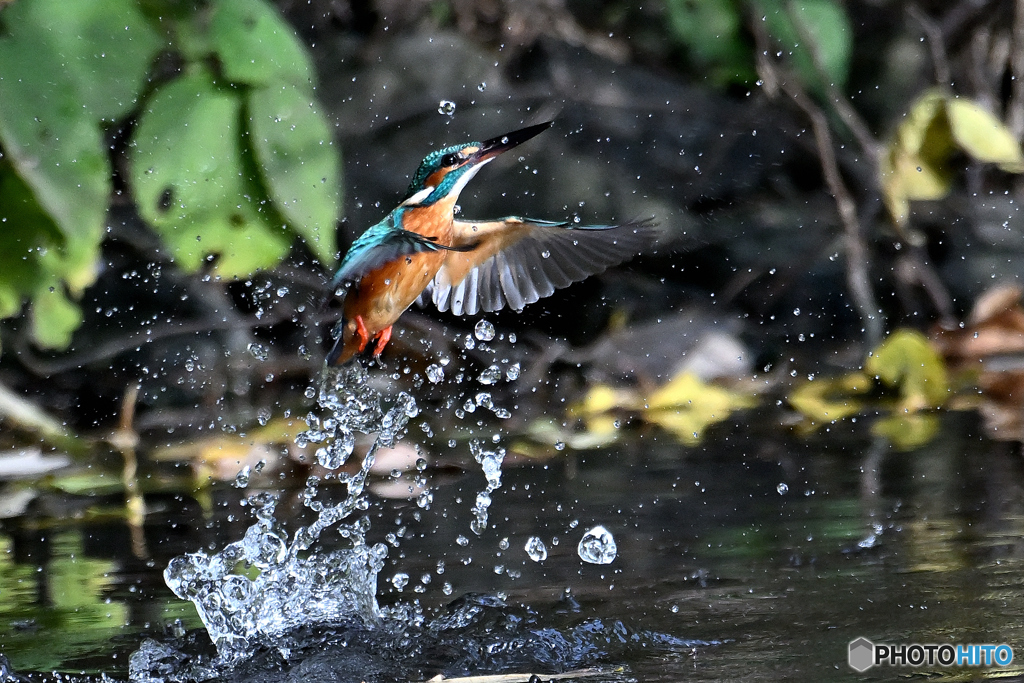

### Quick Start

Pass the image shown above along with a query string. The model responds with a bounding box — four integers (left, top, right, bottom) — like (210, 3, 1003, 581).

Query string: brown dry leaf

(934, 285, 1024, 360)
(932, 285, 1024, 441)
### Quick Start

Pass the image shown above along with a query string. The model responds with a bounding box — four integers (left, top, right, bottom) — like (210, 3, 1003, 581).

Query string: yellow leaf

(789, 372, 870, 423)
(866, 329, 948, 411)
(570, 384, 637, 418)
(642, 372, 755, 444)
(892, 149, 951, 201)
(871, 412, 940, 450)
(880, 88, 956, 226)
(896, 89, 947, 154)
(946, 98, 1024, 173)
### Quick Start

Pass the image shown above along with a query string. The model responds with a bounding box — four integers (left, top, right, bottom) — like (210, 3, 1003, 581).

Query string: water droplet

(505, 363, 520, 381)
(233, 466, 251, 488)
(438, 100, 456, 117)
(477, 82, 487, 91)
(257, 407, 271, 426)
(541, 250, 551, 259)
(391, 572, 409, 590)
(777, 482, 789, 495)
(474, 319, 495, 341)
(477, 365, 502, 385)
(247, 342, 269, 361)
(577, 525, 617, 565)
(425, 364, 445, 383)
(525, 536, 548, 562)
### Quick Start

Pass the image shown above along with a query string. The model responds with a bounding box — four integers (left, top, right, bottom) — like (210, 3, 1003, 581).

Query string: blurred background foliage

(0, 0, 340, 351)
(0, 0, 1023, 454)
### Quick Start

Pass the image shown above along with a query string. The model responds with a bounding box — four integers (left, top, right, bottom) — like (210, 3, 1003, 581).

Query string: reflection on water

(2, 413, 1024, 680)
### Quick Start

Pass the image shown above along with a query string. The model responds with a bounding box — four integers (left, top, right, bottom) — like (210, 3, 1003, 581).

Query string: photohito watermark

(848, 637, 1014, 672)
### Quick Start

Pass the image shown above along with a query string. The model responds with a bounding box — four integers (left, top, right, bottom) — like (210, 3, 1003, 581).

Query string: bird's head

(402, 121, 553, 207)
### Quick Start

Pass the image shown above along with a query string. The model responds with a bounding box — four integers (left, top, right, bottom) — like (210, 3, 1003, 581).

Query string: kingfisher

(327, 121, 659, 365)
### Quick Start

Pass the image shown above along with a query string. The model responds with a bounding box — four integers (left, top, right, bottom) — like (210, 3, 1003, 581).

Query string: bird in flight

(327, 121, 659, 365)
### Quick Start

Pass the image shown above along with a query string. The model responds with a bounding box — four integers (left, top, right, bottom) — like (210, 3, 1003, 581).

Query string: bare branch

(908, 5, 953, 88)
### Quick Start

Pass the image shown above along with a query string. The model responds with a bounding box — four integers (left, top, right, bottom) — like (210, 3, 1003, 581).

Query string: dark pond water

(2, 412, 1023, 681)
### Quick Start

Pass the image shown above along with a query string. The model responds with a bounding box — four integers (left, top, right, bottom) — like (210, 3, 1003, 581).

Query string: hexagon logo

(849, 637, 875, 672)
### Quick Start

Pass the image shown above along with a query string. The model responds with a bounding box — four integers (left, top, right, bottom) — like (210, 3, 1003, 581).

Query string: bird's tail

(325, 317, 353, 366)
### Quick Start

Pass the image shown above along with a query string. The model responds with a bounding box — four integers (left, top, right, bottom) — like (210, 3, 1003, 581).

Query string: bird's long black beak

(470, 121, 554, 163)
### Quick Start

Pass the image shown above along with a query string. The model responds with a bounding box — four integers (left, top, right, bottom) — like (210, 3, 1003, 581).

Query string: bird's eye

(441, 152, 463, 167)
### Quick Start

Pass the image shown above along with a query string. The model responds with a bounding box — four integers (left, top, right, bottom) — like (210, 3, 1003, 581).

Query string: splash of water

(162, 363, 417, 664)
(469, 439, 505, 536)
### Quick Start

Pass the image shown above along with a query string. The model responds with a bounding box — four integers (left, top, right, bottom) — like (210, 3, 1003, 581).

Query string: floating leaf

(789, 372, 870, 423)
(871, 412, 940, 451)
(210, 0, 315, 89)
(643, 372, 755, 445)
(866, 329, 948, 411)
(946, 98, 1024, 173)
(249, 83, 341, 265)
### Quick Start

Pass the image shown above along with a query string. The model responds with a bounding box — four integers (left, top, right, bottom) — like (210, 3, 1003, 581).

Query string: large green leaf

(0, 44, 108, 254)
(249, 83, 340, 265)
(664, 0, 754, 85)
(0, 0, 163, 121)
(0, 164, 93, 349)
(130, 71, 290, 275)
(760, 0, 852, 94)
(210, 0, 315, 89)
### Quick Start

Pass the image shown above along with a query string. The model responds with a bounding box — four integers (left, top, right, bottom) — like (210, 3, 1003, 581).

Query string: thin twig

(112, 384, 147, 559)
(787, 84, 883, 344)
(752, 21, 884, 344)
(791, 10, 881, 165)
(908, 5, 953, 88)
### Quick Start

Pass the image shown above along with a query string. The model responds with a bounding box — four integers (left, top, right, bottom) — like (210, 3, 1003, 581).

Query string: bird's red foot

(354, 315, 370, 352)
(373, 326, 392, 356)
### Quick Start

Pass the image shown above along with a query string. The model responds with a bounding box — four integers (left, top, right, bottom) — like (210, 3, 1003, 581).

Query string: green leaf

(0, 163, 100, 349)
(945, 98, 1024, 173)
(760, 0, 852, 94)
(0, 0, 163, 122)
(249, 83, 340, 265)
(130, 71, 290, 276)
(866, 329, 948, 411)
(210, 0, 315, 89)
(30, 284, 83, 350)
(664, 0, 753, 85)
(0, 43, 108, 251)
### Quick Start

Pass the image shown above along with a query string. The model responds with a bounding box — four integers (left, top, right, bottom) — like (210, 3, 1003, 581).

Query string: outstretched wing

(332, 219, 470, 289)
(423, 216, 660, 315)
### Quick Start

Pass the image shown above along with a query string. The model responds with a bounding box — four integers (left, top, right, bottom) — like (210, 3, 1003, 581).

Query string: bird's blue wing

(332, 216, 452, 289)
